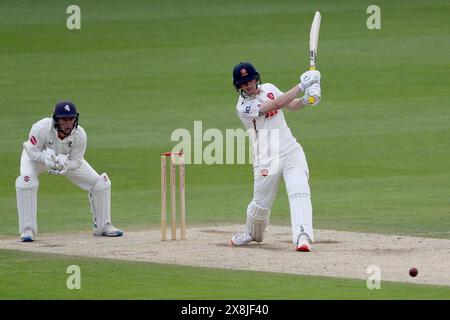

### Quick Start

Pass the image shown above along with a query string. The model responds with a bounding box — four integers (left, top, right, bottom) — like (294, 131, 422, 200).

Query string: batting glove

(301, 83, 321, 106)
(298, 70, 321, 91)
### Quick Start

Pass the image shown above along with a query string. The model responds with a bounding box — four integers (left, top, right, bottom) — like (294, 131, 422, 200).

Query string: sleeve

(67, 129, 87, 171)
(237, 99, 261, 119)
(22, 124, 47, 163)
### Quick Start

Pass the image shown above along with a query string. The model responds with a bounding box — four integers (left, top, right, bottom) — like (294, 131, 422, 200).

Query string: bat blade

(309, 11, 321, 70)
(308, 11, 321, 105)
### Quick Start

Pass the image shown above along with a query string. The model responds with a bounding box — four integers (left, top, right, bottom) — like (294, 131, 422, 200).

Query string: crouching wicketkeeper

(16, 101, 123, 241)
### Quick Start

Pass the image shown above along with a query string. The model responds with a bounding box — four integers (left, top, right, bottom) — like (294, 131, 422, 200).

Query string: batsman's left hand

(299, 70, 321, 91)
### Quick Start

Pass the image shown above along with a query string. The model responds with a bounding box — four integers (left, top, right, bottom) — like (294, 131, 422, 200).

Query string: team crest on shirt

(267, 92, 275, 100)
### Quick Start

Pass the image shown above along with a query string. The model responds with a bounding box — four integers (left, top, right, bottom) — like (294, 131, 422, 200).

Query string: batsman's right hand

(302, 83, 321, 106)
(299, 70, 321, 91)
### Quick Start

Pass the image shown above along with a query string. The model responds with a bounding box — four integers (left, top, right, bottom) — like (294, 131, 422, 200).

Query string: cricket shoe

(20, 229, 34, 242)
(295, 233, 311, 252)
(93, 223, 124, 237)
(230, 232, 254, 246)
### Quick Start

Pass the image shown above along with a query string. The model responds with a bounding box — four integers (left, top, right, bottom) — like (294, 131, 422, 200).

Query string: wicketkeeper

(230, 62, 321, 251)
(16, 101, 123, 241)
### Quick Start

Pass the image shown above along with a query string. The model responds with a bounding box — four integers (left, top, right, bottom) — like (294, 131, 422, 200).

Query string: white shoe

(230, 232, 254, 246)
(20, 229, 34, 242)
(295, 233, 311, 252)
(93, 223, 123, 237)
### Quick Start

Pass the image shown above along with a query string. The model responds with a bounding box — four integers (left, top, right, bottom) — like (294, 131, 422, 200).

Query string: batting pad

(289, 193, 314, 244)
(89, 173, 111, 232)
(245, 201, 271, 242)
(283, 167, 314, 243)
(16, 175, 39, 234)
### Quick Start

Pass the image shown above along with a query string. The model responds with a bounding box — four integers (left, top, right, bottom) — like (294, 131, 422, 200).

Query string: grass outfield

(1, 249, 449, 299)
(0, 0, 449, 299)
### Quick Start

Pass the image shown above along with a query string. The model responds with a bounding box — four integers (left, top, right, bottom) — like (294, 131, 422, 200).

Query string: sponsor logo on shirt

(29, 136, 37, 145)
(265, 110, 278, 119)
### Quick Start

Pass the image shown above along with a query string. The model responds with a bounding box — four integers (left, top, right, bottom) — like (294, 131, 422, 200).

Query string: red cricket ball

(409, 267, 418, 277)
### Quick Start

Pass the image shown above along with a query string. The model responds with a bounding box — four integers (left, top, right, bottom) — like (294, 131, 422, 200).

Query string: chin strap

(240, 88, 261, 99)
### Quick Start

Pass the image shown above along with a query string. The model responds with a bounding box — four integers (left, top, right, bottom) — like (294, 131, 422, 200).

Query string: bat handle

(308, 65, 316, 105)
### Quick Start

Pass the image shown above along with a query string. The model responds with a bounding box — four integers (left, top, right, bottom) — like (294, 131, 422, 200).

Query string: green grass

(0, 0, 449, 299)
(1, 249, 449, 300)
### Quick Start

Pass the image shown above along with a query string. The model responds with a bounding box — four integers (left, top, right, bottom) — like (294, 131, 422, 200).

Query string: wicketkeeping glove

(45, 154, 62, 170)
(48, 154, 68, 175)
(55, 154, 68, 175)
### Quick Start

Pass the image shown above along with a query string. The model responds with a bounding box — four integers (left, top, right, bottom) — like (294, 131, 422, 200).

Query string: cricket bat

(308, 11, 321, 105)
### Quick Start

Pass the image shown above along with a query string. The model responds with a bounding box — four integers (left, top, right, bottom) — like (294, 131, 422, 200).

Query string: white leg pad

(245, 201, 271, 242)
(89, 173, 111, 233)
(284, 167, 314, 244)
(289, 193, 314, 244)
(16, 175, 39, 234)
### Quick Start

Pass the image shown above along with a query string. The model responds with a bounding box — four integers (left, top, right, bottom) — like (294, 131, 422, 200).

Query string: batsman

(230, 62, 321, 251)
(15, 101, 123, 242)
(230, 12, 323, 252)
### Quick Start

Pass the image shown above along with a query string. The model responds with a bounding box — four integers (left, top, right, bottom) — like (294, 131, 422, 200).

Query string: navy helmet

(52, 101, 79, 132)
(232, 62, 261, 91)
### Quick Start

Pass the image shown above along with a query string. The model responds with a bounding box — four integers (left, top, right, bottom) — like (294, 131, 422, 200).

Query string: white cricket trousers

(251, 144, 314, 243)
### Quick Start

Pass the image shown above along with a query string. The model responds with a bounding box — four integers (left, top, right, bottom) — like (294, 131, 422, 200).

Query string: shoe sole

(96, 232, 123, 237)
(93, 231, 124, 237)
(295, 244, 311, 252)
(106, 231, 123, 237)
